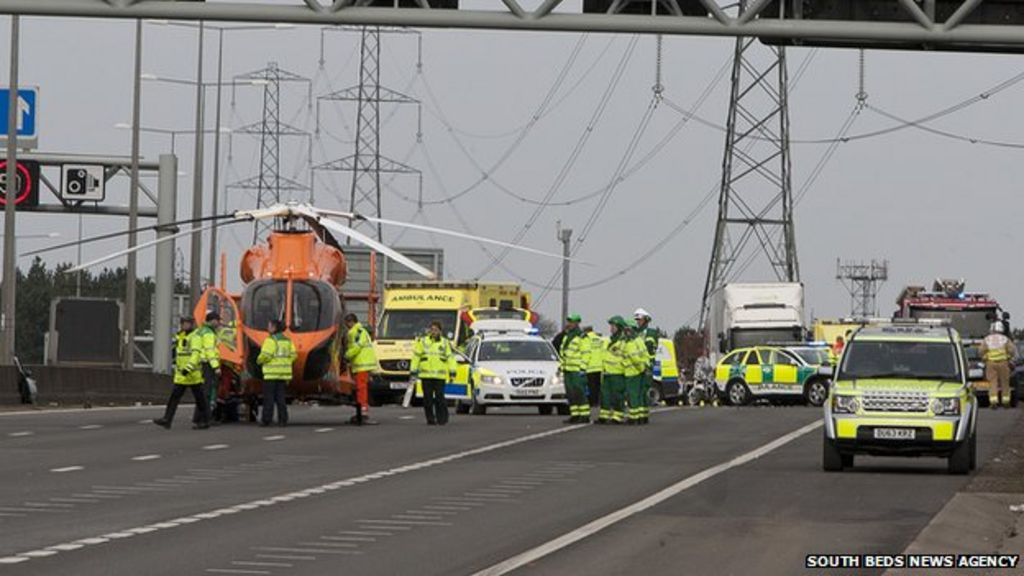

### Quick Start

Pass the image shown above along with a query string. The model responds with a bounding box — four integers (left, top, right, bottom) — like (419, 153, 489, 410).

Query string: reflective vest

(585, 333, 605, 373)
(258, 334, 297, 381)
(196, 324, 221, 369)
(345, 322, 378, 374)
(982, 334, 1013, 363)
(411, 335, 457, 381)
(603, 336, 627, 376)
(638, 326, 658, 364)
(174, 330, 202, 386)
(559, 329, 588, 373)
(623, 336, 649, 378)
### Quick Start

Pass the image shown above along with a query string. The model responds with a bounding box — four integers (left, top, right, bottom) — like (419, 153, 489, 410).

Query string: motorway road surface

(0, 403, 1017, 575)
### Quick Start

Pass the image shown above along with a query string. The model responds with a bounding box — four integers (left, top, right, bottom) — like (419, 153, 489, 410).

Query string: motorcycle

(685, 356, 719, 407)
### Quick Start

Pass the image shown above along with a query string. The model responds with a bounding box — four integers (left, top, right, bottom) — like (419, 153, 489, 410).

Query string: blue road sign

(0, 88, 38, 146)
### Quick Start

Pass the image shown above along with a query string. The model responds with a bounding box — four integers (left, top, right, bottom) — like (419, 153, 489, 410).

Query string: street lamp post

(189, 22, 205, 308)
(2, 16, 19, 365)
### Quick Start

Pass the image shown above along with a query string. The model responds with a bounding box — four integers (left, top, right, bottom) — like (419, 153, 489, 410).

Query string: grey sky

(2, 3, 1022, 332)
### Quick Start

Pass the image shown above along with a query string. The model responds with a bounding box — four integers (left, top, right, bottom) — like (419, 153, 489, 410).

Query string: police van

(455, 320, 568, 416)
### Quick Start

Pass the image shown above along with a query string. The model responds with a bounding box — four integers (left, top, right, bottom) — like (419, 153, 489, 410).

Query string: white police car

(455, 320, 568, 416)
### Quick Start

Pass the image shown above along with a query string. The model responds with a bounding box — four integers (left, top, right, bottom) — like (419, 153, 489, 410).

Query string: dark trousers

(261, 380, 288, 425)
(163, 384, 209, 426)
(587, 372, 602, 407)
(198, 365, 218, 422)
(422, 378, 449, 425)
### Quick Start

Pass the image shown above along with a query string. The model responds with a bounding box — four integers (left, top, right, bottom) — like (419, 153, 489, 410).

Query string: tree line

(6, 258, 183, 364)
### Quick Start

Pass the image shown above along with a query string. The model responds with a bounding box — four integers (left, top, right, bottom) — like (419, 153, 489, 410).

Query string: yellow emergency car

(715, 345, 831, 406)
(823, 323, 978, 474)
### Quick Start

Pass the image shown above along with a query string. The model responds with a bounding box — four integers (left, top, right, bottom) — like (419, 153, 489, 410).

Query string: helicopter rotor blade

(293, 206, 437, 280)
(312, 207, 585, 264)
(66, 222, 222, 273)
(20, 213, 238, 258)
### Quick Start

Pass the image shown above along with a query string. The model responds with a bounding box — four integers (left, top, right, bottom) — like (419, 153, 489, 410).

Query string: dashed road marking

(50, 466, 84, 473)
(255, 554, 315, 561)
(50, 497, 99, 504)
(314, 427, 334, 433)
(0, 423, 587, 566)
(473, 420, 824, 576)
(8, 431, 33, 437)
(202, 444, 230, 451)
(338, 530, 392, 537)
(359, 518, 453, 526)
(321, 535, 375, 542)
(262, 435, 285, 441)
(255, 546, 357, 555)
(398, 415, 415, 420)
(131, 454, 162, 462)
(79, 424, 103, 430)
(232, 561, 293, 568)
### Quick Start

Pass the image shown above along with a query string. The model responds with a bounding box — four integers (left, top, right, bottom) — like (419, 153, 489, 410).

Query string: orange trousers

(354, 371, 370, 414)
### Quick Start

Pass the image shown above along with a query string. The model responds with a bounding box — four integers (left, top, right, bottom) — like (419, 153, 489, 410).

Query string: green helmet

(624, 318, 638, 330)
(607, 315, 626, 327)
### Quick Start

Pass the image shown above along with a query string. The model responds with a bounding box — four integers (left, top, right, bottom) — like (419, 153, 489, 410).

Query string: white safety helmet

(991, 322, 1005, 334)
(633, 307, 651, 319)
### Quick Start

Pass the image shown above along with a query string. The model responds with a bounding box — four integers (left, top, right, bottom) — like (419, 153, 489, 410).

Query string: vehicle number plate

(516, 389, 543, 396)
(873, 428, 915, 440)
(389, 382, 410, 390)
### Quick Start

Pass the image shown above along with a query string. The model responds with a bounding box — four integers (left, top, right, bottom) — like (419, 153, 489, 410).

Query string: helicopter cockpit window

(291, 282, 335, 333)
(246, 281, 287, 332)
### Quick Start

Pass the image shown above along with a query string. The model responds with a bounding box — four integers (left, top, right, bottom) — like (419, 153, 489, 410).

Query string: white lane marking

(0, 512, 26, 517)
(202, 444, 230, 451)
(398, 415, 415, 420)
(72, 493, 120, 500)
(254, 555, 315, 561)
(139, 419, 153, 424)
(8, 431, 33, 437)
(0, 557, 30, 564)
(409, 508, 459, 516)
(0, 507, 63, 513)
(359, 519, 453, 526)
(262, 435, 285, 441)
(338, 531, 392, 537)
(356, 522, 412, 530)
(23, 502, 74, 509)
(321, 536, 376, 542)
(131, 454, 162, 462)
(50, 497, 99, 504)
(0, 405, 161, 418)
(232, 562, 293, 568)
(50, 466, 84, 473)
(424, 505, 473, 511)
(314, 427, 334, 433)
(431, 498, 484, 507)
(79, 424, 103, 430)
(473, 420, 824, 576)
(0, 423, 585, 565)
(392, 514, 446, 520)
(298, 541, 359, 548)
(255, 547, 356, 555)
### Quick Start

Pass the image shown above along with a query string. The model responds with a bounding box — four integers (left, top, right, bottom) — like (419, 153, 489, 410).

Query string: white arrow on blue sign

(0, 87, 38, 149)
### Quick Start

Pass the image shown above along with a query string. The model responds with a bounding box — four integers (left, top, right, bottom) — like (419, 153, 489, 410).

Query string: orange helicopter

(29, 203, 573, 422)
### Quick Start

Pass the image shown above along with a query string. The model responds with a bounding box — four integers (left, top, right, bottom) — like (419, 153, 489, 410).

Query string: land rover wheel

(948, 437, 971, 475)
(823, 435, 844, 472)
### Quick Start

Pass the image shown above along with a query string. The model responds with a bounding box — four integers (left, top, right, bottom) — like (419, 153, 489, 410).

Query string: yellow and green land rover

(823, 323, 978, 475)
